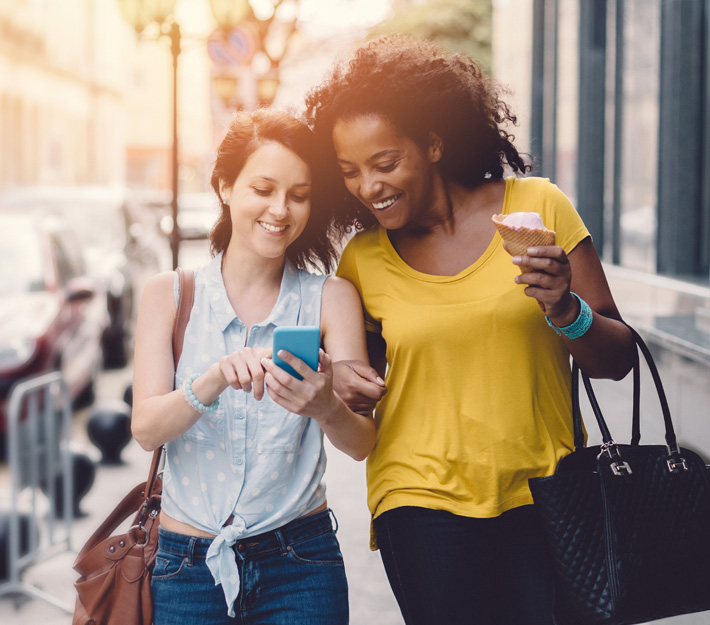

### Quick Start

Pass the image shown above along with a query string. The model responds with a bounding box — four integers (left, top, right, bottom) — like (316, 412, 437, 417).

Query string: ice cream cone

(492, 213, 556, 272)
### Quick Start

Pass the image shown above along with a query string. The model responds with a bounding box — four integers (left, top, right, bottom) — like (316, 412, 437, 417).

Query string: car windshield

(0, 193, 127, 251)
(0, 224, 44, 295)
(42, 199, 126, 251)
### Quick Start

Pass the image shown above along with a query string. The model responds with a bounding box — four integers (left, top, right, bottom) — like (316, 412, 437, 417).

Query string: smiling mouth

(259, 221, 288, 233)
(371, 195, 402, 210)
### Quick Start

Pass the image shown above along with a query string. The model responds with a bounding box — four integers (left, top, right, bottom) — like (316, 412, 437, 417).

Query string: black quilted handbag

(529, 325, 710, 625)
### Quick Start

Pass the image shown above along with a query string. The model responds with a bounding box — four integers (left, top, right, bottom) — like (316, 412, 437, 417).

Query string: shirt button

(236, 458, 243, 465)
(237, 412, 245, 420)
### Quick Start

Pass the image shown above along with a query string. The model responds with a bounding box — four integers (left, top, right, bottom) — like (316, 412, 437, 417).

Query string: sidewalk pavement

(0, 368, 403, 625)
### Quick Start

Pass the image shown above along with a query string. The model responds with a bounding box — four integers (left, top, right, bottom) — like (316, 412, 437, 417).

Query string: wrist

(208, 362, 229, 391)
(316, 393, 347, 428)
(183, 373, 222, 414)
(547, 293, 580, 328)
(545, 292, 593, 339)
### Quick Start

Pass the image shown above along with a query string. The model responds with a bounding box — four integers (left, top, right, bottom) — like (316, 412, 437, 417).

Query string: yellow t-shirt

(336, 177, 590, 542)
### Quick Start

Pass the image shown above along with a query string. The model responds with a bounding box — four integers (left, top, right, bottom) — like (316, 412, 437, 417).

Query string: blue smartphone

(272, 326, 321, 380)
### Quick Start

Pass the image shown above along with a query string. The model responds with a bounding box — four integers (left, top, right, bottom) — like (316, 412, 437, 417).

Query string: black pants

(374, 505, 555, 625)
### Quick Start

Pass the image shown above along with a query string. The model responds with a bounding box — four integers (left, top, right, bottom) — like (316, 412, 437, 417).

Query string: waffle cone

(492, 214, 556, 272)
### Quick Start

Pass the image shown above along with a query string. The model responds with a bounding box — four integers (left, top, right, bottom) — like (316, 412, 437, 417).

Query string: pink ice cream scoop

(498, 211, 546, 229)
(491, 211, 556, 272)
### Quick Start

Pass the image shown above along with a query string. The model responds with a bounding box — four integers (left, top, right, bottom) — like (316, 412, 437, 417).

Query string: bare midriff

(159, 501, 329, 538)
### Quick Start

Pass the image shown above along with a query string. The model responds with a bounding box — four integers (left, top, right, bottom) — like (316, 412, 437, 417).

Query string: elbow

(579, 361, 632, 382)
(352, 432, 376, 462)
(131, 419, 161, 452)
(609, 364, 633, 382)
(607, 335, 638, 381)
(350, 448, 370, 462)
(581, 351, 635, 381)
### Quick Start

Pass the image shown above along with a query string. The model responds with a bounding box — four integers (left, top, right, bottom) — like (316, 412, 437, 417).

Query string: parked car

(0, 186, 169, 368)
(0, 214, 108, 433)
(159, 191, 220, 241)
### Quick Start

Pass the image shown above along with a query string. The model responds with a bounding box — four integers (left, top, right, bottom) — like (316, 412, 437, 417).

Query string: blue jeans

(374, 505, 555, 625)
(151, 509, 349, 625)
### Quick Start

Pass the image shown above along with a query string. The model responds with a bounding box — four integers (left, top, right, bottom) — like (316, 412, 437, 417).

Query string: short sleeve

(536, 179, 590, 254)
(336, 235, 382, 334)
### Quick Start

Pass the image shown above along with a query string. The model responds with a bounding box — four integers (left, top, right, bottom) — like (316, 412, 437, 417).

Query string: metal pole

(170, 21, 181, 270)
(531, 0, 545, 174)
(611, 0, 624, 265)
(576, 0, 607, 248)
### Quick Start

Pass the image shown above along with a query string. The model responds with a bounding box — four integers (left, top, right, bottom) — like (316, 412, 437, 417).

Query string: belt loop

(275, 528, 288, 555)
(328, 508, 339, 534)
(186, 536, 198, 566)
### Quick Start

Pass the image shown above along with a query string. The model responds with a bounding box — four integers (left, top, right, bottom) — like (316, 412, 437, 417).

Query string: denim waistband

(157, 508, 335, 561)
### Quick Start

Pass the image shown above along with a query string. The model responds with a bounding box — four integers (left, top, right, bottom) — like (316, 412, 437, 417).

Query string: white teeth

(259, 222, 287, 233)
(372, 196, 399, 210)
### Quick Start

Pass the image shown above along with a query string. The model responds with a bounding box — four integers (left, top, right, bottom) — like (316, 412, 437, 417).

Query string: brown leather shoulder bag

(72, 267, 194, 625)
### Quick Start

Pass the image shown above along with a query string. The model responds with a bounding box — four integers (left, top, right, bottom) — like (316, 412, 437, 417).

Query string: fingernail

(511, 256, 522, 264)
(376, 377, 385, 385)
(261, 358, 269, 366)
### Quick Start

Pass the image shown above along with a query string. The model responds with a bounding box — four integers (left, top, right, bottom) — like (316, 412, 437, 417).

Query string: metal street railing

(0, 371, 73, 612)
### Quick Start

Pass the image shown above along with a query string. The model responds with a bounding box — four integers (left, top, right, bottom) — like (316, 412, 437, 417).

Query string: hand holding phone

(272, 326, 321, 380)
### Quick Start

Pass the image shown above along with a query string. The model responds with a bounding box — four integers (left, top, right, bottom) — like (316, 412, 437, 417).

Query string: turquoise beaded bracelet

(182, 373, 220, 414)
(545, 292, 593, 339)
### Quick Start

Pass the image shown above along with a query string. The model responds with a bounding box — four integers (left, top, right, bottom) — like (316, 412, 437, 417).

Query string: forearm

(316, 394, 376, 462)
(132, 365, 227, 450)
(520, 238, 636, 381)
(551, 309, 635, 380)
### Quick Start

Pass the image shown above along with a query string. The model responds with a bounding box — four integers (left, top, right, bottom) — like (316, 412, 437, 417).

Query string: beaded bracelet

(545, 292, 593, 339)
(182, 373, 220, 414)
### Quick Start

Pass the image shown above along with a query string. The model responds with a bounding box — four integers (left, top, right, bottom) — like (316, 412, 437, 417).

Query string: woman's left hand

(261, 349, 340, 423)
(511, 245, 578, 325)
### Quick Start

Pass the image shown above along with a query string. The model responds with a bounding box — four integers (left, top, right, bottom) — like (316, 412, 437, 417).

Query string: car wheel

(102, 326, 128, 369)
(74, 378, 96, 409)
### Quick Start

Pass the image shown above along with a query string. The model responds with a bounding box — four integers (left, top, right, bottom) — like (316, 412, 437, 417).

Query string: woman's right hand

(215, 347, 273, 400)
(332, 360, 387, 415)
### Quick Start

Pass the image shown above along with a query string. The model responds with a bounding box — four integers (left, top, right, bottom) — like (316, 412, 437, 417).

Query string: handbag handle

(571, 344, 640, 450)
(138, 268, 195, 521)
(572, 322, 681, 456)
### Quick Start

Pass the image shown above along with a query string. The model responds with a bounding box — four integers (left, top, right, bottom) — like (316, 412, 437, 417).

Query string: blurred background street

(2, 0, 710, 623)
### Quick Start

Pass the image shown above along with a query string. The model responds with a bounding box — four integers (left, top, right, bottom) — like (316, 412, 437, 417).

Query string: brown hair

(304, 34, 531, 232)
(209, 108, 338, 273)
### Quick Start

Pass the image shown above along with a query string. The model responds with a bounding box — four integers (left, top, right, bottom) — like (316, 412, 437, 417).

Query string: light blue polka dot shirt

(162, 252, 329, 617)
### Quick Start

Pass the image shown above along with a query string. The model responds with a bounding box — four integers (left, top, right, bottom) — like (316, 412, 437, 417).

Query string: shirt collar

(205, 252, 302, 332)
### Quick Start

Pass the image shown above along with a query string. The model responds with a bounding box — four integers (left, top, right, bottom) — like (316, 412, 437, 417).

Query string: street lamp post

(169, 21, 180, 270)
(117, 0, 249, 269)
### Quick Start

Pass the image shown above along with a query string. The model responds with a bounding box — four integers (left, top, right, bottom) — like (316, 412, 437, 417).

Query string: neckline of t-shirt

(378, 176, 516, 283)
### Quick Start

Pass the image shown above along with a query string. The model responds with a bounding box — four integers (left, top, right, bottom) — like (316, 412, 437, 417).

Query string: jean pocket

(288, 530, 344, 566)
(151, 550, 188, 581)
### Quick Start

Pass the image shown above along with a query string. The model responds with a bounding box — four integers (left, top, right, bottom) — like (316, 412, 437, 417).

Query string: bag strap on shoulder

(173, 267, 195, 366)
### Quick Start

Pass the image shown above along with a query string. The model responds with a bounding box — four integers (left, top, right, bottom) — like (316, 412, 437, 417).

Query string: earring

(221, 200, 229, 208)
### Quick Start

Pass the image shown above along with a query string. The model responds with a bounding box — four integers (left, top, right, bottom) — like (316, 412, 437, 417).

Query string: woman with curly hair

(305, 34, 635, 625)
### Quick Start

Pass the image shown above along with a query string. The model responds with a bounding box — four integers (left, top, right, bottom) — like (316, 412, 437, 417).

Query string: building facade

(0, 0, 128, 187)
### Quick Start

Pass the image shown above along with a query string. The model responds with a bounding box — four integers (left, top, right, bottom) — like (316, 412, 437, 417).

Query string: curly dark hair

(209, 108, 338, 273)
(304, 34, 531, 232)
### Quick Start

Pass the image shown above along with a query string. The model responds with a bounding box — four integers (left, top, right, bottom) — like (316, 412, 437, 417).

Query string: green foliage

(369, 0, 492, 74)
